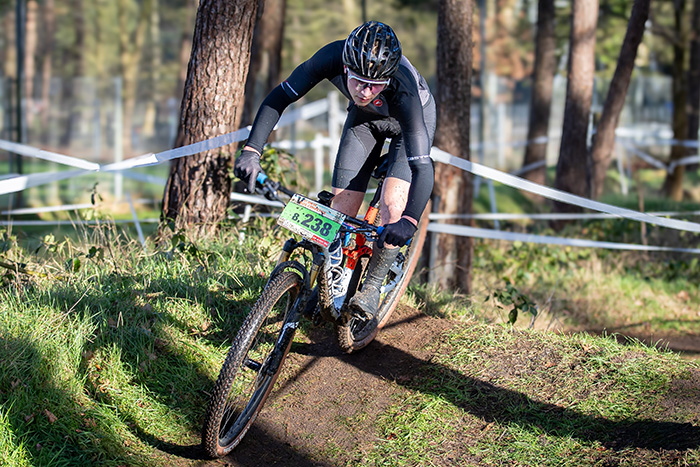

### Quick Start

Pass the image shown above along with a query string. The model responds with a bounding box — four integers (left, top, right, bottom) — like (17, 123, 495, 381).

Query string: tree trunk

(24, 0, 39, 101)
(342, 0, 358, 30)
(241, 0, 266, 127)
(118, 0, 152, 157)
(552, 0, 598, 224)
(686, 0, 700, 172)
(39, 0, 56, 143)
(241, 0, 286, 127)
(59, 0, 85, 149)
(431, 0, 473, 293)
(2, 11, 16, 79)
(589, 0, 650, 200)
(522, 0, 555, 191)
(142, 0, 162, 139)
(663, 0, 688, 201)
(161, 0, 259, 236)
(172, 0, 198, 149)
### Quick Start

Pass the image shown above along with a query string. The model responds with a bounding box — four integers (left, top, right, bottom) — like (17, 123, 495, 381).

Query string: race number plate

(277, 194, 346, 248)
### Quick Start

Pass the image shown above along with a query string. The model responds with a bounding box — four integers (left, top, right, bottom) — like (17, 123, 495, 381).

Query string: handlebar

(253, 174, 382, 236)
(249, 175, 412, 246)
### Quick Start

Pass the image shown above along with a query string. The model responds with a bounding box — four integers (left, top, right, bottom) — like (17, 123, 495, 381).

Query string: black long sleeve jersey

(246, 40, 435, 221)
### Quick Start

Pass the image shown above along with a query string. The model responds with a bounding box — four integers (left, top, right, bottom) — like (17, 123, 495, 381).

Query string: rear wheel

(335, 204, 429, 353)
(202, 270, 303, 457)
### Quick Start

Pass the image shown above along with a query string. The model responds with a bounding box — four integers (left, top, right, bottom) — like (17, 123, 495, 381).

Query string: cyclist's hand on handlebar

(234, 149, 264, 193)
(378, 218, 417, 248)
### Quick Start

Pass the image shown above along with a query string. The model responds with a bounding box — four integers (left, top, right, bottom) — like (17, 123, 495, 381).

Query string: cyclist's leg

(348, 138, 409, 319)
(330, 115, 384, 217)
(308, 117, 383, 315)
(378, 93, 436, 229)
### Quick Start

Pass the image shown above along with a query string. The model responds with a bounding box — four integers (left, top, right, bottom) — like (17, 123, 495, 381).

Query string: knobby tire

(335, 203, 430, 353)
(202, 270, 303, 458)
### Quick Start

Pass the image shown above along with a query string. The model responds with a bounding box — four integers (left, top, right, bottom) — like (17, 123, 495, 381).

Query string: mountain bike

(201, 171, 428, 458)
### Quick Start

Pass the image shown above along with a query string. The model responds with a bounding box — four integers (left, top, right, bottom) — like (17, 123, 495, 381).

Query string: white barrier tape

(667, 155, 700, 173)
(2, 203, 93, 215)
(0, 218, 159, 226)
(428, 210, 700, 221)
(430, 147, 700, 233)
(510, 160, 546, 177)
(427, 222, 700, 254)
(0, 139, 100, 171)
(101, 127, 252, 172)
(0, 97, 330, 198)
(1, 198, 156, 216)
(617, 137, 700, 173)
(230, 192, 284, 208)
(0, 169, 91, 196)
(615, 130, 699, 148)
(617, 139, 667, 170)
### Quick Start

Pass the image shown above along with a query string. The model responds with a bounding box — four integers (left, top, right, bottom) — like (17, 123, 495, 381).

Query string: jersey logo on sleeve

(407, 154, 431, 162)
(282, 80, 299, 97)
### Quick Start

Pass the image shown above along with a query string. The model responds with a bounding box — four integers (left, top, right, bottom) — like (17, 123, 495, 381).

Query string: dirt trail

(190, 304, 450, 467)
(173, 304, 699, 467)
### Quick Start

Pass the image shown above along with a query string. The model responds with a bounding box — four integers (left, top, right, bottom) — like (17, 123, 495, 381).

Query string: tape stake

(127, 193, 147, 250)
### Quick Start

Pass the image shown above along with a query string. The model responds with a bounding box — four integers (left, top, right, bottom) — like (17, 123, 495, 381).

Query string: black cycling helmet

(342, 21, 402, 80)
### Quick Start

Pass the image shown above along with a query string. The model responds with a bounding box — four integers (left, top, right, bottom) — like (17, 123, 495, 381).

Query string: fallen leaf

(44, 410, 57, 424)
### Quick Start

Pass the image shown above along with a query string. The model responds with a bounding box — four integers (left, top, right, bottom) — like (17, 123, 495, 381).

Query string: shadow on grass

(294, 336, 700, 453)
(5, 271, 333, 466)
(0, 335, 155, 466)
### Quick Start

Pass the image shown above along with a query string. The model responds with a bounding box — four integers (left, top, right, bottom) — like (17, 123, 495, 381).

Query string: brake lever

(254, 173, 280, 202)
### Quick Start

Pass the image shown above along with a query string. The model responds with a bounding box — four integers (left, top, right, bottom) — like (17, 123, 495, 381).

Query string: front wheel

(202, 270, 303, 458)
(335, 203, 429, 353)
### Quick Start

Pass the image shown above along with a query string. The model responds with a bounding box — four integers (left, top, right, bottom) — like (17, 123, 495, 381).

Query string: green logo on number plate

(277, 194, 346, 248)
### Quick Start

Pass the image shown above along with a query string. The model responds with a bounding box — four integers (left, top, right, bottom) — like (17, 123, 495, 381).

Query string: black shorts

(331, 95, 436, 192)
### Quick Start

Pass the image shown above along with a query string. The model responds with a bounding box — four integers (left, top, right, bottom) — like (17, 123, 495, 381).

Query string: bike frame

(268, 178, 385, 327)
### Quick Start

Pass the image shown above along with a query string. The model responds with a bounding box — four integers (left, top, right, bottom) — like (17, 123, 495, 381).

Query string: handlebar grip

(373, 225, 411, 246)
(256, 172, 268, 185)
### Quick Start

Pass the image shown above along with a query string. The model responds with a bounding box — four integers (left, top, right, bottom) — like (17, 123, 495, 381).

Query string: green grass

(364, 325, 699, 467)
(0, 167, 699, 465)
(0, 217, 290, 466)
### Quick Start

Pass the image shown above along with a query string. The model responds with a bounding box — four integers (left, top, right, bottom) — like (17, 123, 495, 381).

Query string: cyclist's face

(345, 68, 389, 106)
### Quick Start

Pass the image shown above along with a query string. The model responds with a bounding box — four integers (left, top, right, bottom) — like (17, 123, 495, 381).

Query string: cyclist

(234, 21, 436, 321)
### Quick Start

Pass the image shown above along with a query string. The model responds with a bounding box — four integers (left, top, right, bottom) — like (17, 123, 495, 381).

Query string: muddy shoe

(347, 246, 399, 321)
(348, 284, 381, 320)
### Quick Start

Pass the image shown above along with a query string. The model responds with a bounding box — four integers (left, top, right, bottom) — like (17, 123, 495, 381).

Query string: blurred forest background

(0, 0, 688, 164)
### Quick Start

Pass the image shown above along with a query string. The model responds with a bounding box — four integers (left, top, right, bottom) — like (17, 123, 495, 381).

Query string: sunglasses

(346, 69, 390, 93)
